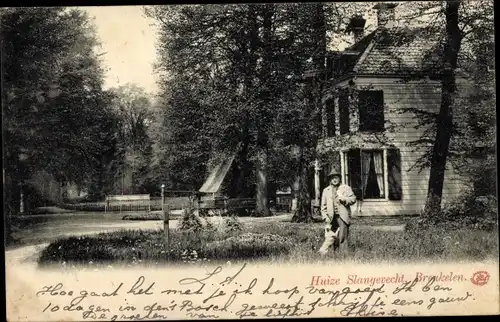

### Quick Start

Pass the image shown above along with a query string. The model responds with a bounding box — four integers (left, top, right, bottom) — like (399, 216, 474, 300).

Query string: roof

(346, 30, 377, 53)
(198, 153, 236, 194)
(332, 25, 443, 79)
(354, 26, 442, 76)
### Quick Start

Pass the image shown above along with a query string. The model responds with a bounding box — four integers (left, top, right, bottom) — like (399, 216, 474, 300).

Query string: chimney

(346, 15, 367, 43)
(373, 2, 398, 27)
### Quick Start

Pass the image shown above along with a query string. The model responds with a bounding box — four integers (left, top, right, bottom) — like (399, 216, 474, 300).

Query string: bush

(205, 218, 216, 231)
(58, 203, 105, 212)
(179, 207, 203, 232)
(122, 213, 162, 221)
(224, 214, 243, 234)
(406, 193, 498, 232)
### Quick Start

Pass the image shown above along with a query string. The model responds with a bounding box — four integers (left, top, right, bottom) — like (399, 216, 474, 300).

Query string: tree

(422, 0, 463, 215)
(289, 3, 327, 223)
(146, 4, 272, 201)
(145, 5, 249, 193)
(2, 8, 118, 240)
(448, 23, 495, 196)
(151, 75, 213, 191)
(108, 84, 156, 193)
(394, 0, 494, 215)
(145, 3, 365, 218)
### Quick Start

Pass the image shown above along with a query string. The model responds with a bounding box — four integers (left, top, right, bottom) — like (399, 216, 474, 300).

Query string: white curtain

(373, 151, 384, 197)
(361, 151, 371, 195)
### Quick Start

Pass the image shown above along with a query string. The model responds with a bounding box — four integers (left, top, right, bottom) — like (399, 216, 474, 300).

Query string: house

(313, 3, 476, 216)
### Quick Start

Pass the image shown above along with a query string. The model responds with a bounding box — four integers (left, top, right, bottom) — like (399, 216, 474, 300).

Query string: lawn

(37, 217, 499, 268)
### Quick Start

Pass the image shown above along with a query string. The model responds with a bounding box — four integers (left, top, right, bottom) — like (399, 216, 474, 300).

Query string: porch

(313, 135, 404, 216)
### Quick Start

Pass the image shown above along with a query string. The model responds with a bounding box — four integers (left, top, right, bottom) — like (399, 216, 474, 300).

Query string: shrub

(122, 213, 162, 221)
(406, 193, 498, 232)
(205, 218, 216, 231)
(179, 207, 203, 232)
(39, 236, 118, 264)
(224, 214, 243, 234)
(58, 203, 105, 212)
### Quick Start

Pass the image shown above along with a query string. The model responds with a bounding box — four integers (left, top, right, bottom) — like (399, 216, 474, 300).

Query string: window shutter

(326, 55, 334, 79)
(347, 149, 362, 200)
(387, 148, 402, 200)
(339, 91, 350, 134)
(326, 98, 335, 137)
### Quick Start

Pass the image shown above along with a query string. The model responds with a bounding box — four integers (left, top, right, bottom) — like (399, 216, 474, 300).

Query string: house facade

(314, 3, 470, 216)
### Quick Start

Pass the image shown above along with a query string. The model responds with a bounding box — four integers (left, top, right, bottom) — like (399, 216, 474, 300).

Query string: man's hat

(326, 165, 342, 178)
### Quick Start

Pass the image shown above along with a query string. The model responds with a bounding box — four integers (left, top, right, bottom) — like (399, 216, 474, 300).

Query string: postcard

(3, 1, 498, 320)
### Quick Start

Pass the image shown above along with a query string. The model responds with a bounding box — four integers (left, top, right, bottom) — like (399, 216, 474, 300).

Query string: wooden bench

(105, 194, 151, 213)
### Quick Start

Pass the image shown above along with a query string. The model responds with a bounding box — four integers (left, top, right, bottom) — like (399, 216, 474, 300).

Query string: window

(339, 91, 350, 134)
(358, 90, 385, 132)
(342, 148, 402, 201)
(325, 98, 335, 137)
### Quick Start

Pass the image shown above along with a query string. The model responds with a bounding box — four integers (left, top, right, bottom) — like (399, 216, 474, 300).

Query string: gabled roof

(332, 25, 443, 79)
(354, 26, 442, 76)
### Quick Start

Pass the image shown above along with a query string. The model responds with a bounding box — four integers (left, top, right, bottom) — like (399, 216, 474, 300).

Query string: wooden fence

(105, 194, 151, 213)
(104, 194, 194, 213)
(197, 198, 256, 210)
(57, 192, 260, 214)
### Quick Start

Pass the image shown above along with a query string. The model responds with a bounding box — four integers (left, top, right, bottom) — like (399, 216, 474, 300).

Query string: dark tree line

(1, 8, 157, 243)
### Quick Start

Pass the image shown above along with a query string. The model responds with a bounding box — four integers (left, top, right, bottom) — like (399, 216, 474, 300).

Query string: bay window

(341, 148, 402, 201)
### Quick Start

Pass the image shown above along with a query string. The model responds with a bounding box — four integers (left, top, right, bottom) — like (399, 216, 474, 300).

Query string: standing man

(319, 165, 357, 256)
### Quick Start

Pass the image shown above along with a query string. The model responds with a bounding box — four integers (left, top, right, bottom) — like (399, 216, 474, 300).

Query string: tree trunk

(291, 146, 314, 222)
(231, 5, 259, 215)
(235, 141, 252, 199)
(254, 4, 274, 217)
(423, 0, 462, 216)
(255, 148, 269, 216)
(291, 3, 326, 222)
(291, 171, 300, 212)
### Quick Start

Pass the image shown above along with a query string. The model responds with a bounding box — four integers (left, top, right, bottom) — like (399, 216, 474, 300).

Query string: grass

(37, 218, 499, 268)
